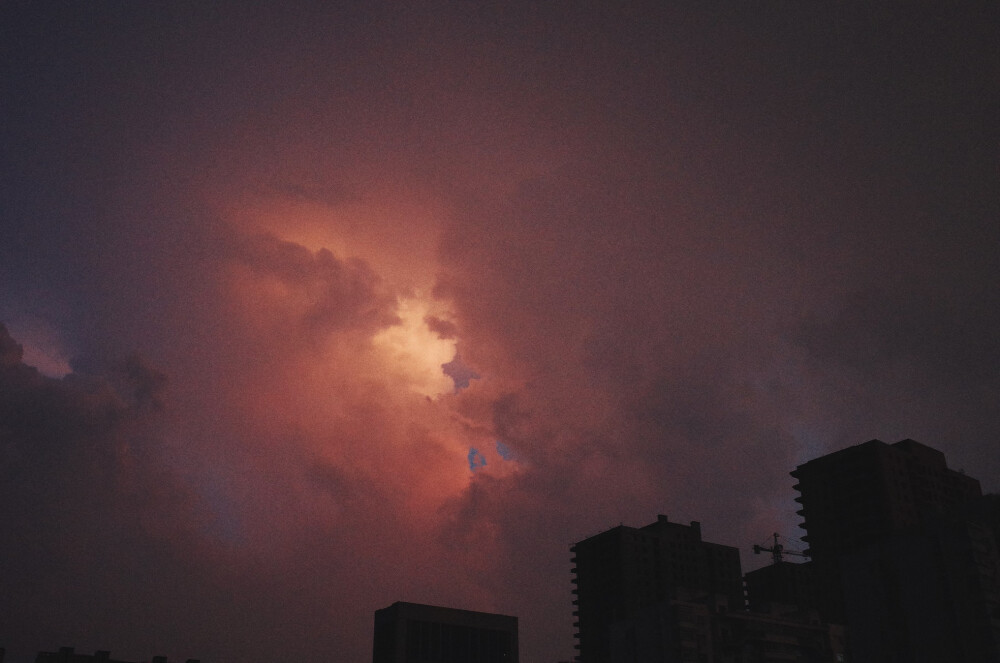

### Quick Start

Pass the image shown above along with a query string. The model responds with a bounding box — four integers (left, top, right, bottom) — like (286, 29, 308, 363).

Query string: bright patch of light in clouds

(373, 296, 457, 397)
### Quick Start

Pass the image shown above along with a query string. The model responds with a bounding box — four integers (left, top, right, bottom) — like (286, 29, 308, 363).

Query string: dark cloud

(441, 353, 479, 392)
(798, 284, 1000, 387)
(0, 322, 432, 663)
(230, 232, 399, 335)
(0, 323, 202, 656)
(124, 354, 169, 411)
(1, 325, 25, 366)
(424, 315, 458, 339)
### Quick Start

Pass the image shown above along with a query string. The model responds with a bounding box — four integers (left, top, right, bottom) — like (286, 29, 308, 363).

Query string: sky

(1, 2, 997, 662)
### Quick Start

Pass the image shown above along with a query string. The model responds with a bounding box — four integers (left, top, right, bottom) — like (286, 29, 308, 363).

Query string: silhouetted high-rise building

(791, 438, 981, 561)
(372, 601, 518, 663)
(570, 515, 743, 663)
(791, 438, 1000, 662)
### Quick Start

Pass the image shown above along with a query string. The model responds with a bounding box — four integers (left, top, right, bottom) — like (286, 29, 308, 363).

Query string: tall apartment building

(791, 438, 981, 561)
(791, 438, 1000, 662)
(372, 601, 518, 663)
(569, 515, 743, 663)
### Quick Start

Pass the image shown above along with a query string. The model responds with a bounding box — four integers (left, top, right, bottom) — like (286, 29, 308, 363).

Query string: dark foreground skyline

(568, 439, 998, 662)
(11, 437, 997, 663)
(2, 3, 998, 662)
(1, 429, 997, 662)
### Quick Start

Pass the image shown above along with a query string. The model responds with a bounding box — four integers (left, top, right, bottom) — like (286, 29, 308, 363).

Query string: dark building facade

(35, 649, 198, 663)
(570, 515, 846, 662)
(835, 511, 1000, 662)
(36, 650, 133, 663)
(744, 561, 819, 613)
(372, 601, 518, 663)
(713, 604, 846, 663)
(791, 438, 981, 562)
(791, 438, 1000, 661)
(570, 515, 743, 663)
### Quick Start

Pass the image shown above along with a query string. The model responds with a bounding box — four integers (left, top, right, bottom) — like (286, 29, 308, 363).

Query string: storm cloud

(2, 2, 997, 662)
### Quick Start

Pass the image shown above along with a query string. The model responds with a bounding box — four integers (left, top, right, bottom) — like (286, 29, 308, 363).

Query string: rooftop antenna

(753, 532, 808, 565)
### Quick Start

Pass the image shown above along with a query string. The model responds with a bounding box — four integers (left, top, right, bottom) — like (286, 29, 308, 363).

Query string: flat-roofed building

(791, 438, 981, 562)
(372, 601, 518, 663)
(791, 438, 999, 661)
(570, 515, 743, 663)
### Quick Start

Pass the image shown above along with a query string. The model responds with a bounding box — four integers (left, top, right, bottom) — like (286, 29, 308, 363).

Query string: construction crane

(753, 532, 808, 565)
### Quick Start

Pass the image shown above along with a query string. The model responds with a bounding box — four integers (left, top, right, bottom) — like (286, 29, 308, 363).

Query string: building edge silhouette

(372, 601, 518, 663)
(791, 438, 1000, 661)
